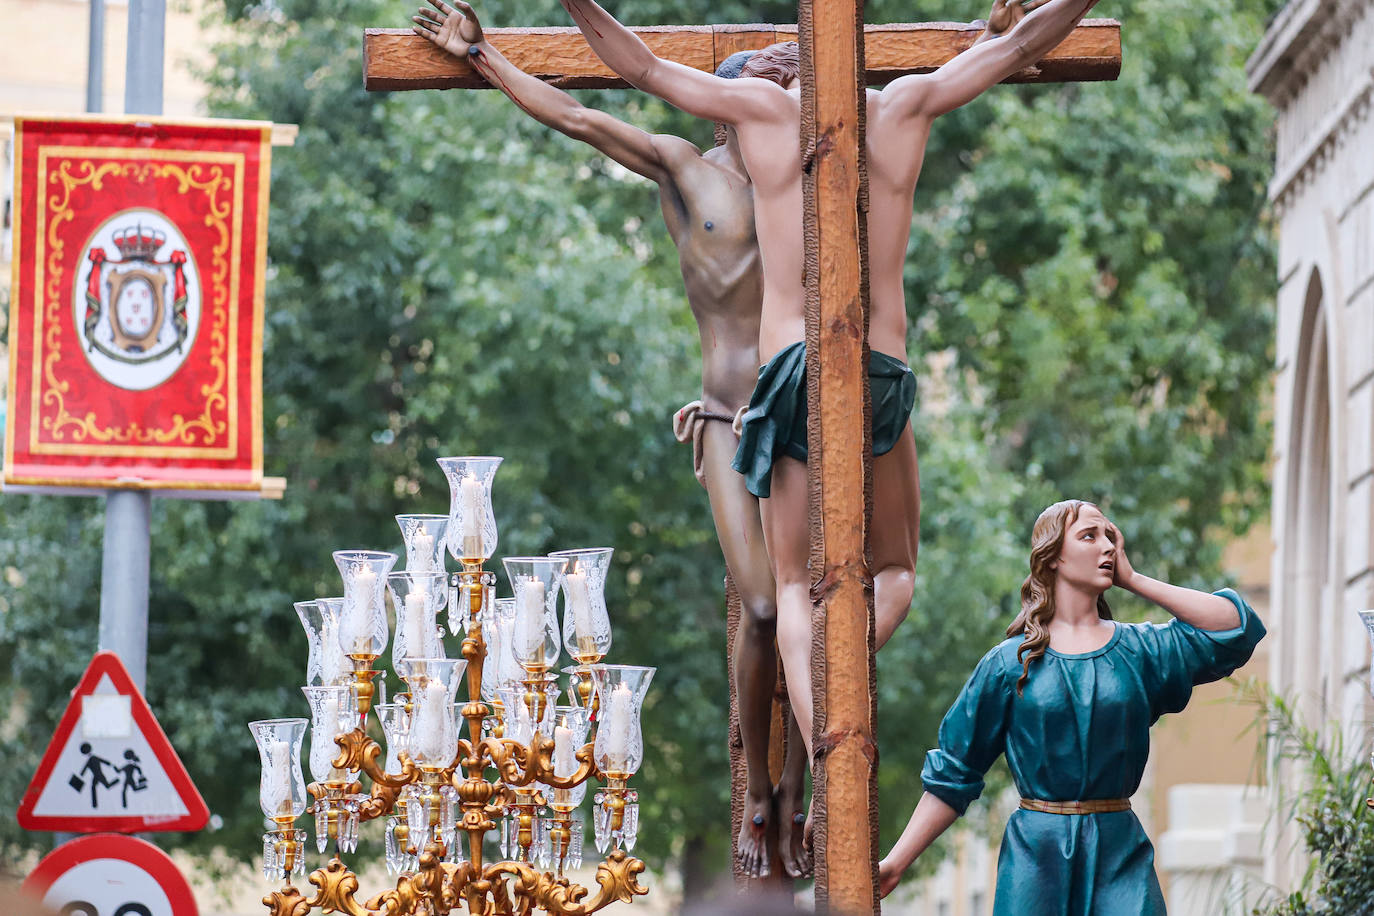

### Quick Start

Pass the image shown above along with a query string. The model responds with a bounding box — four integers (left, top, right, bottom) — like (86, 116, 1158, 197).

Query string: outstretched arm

(1106, 523, 1244, 631)
(413, 0, 675, 183)
(557, 0, 788, 126)
(878, 793, 960, 897)
(881, 0, 1101, 120)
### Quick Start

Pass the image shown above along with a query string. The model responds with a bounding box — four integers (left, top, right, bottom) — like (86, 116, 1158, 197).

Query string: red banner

(5, 115, 270, 493)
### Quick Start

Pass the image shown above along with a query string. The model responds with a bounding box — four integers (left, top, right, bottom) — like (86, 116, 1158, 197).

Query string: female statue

(878, 500, 1265, 914)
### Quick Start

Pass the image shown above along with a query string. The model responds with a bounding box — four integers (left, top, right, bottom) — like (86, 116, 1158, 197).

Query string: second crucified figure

(555, 0, 1103, 838)
(411, 0, 808, 877)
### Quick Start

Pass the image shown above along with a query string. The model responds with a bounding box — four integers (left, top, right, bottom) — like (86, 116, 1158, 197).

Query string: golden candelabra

(253, 459, 651, 916)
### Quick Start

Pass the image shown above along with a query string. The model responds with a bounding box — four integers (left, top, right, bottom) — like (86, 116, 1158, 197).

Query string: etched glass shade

(548, 705, 591, 810)
(302, 685, 357, 783)
(295, 600, 328, 687)
(396, 513, 450, 574)
(502, 556, 568, 670)
(402, 658, 466, 769)
(311, 598, 351, 686)
(482, 597, 526, 704)
(387, 571, 447, 679)
(551, 548, 614, 662)
(250, 718, 308, 820)
(438, 456, 501, 562)
(332, 550, 398, 659)
(589, 665, 655, 777)
(375, 702, 411, 776)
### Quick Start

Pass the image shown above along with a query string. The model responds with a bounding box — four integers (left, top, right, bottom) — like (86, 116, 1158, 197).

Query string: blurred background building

(1248, 0, 1374, 896)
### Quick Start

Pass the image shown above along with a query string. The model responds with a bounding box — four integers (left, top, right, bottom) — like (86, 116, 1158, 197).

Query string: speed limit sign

(21, 833, 198, 916)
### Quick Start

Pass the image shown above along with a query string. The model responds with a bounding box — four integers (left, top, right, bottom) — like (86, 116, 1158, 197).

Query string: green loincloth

(730, 341, 917, 498)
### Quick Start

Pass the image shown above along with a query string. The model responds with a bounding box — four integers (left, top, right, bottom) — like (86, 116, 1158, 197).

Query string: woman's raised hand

(1107, 521, 1136, 590)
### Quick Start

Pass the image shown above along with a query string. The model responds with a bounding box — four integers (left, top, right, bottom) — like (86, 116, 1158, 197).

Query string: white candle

(321, 619, 343, 684)
(554, 724, 576, 779)
(460, 474, 482, 555)
(404, 591, 428, 658)
(411, 533, 435, 572)
(518, 578, 546, 662)
(413, 681, 448, 765)
(345, 569, 377, 654)
(264, 739, 292, 815)
(605, 684, 633, 771)
(566, 571, 595, 653)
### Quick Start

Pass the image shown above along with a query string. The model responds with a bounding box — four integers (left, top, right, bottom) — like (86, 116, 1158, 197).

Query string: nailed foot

(775, 782, 812, 879)
(735, 792, 772, 878)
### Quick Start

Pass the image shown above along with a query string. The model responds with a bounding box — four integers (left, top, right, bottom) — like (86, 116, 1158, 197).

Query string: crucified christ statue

(411, 0, 807, 877)
(553, 0, 1103, 820)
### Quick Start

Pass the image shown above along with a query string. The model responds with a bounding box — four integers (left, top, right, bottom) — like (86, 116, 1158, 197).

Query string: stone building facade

(1246, 0, 1374, 894)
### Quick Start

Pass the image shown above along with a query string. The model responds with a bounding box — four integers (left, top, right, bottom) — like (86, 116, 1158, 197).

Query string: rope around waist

(1019, 798, 1132, 815)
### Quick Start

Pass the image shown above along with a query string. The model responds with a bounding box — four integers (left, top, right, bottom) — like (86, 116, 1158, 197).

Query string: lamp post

(254, 456, 655, 915)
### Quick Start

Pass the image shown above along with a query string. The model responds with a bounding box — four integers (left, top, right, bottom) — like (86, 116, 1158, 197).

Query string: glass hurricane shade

(589, 665, 655, 776)
(387, 570, 447, 679)
(502, 556, 568, 670)
(549, 705, 591, 810)
(437, 457, 501, 561)
(301, 685, 357, 783)
(375, 702, 411, 776)
(396, 514, 450, 574)
(550, 548, 614, 662)
(482, 597, 526, 704)
(250, 718, 309, 820)
(402, 658, 466, 768)
(332, 550, 398, 658)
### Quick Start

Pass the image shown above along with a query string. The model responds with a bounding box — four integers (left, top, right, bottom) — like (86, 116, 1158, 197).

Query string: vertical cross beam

(798, 0, 877, 912)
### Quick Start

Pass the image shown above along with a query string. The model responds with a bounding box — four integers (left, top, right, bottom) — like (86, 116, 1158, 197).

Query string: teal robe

(921, 589, 1265, 915)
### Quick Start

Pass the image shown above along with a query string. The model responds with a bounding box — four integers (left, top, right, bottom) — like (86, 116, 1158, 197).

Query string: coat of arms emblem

(76, 210, 201, 391)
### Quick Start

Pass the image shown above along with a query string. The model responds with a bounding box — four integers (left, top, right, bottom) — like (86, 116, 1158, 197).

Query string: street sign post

(21, 833, 199, 916)
(17, 651, 208, 833)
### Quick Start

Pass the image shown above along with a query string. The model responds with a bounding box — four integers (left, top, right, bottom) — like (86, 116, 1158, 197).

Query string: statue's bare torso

(652, 137, 764, 414)
(735, 88, 931, 359)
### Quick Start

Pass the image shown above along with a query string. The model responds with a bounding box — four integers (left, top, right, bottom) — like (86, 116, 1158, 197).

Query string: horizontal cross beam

(363, 20, 1121, 91)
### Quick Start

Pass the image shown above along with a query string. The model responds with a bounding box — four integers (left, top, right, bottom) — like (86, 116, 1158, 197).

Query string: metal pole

(98, 491, 151, 692)
(86, 0, 104, 113)
(124, 0, 165, 116)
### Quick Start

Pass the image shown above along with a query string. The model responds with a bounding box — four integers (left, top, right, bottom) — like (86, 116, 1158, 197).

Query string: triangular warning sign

(17, 651, 209, 833)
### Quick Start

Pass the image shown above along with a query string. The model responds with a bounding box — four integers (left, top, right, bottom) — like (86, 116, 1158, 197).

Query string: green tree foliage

(1, 0, 1279, 887)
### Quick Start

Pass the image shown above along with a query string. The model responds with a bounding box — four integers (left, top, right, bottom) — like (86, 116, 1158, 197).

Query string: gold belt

(1019, 798, 1131, 815)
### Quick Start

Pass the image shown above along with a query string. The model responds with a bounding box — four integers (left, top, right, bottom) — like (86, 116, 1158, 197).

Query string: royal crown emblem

(76, 210, 201, 390)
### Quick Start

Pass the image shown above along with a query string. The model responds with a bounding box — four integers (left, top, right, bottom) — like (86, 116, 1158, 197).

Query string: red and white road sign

(17, 651, 209, 833)
(21, 833, 199, 916)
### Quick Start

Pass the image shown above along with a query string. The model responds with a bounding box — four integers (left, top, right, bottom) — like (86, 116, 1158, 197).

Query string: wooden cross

(364, 15, 1120, 912)
(363, 22, 1120, 90)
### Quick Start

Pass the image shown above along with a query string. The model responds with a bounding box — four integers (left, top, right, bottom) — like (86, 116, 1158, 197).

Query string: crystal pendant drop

(439, 785, 459, 860)
(290, 831, 307, 877)
(500, 812, 513, 860)
(535, 816, 550, 870)
(386, 817, 404, 874)
(313, 799, 330, 854)
(405, 786, 429, 851)
(569, 819, 584, 869)
(593, 790, 610, 854)
(262, 833, 279, 881)
(621, 790, 640, 852)
(339, 797, 361, 853)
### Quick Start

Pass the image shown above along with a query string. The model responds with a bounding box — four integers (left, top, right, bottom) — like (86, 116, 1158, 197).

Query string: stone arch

(1281, 267, 1337, 720)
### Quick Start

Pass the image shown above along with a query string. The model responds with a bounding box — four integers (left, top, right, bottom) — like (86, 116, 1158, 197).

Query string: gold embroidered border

(29, 146, 246, 458)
